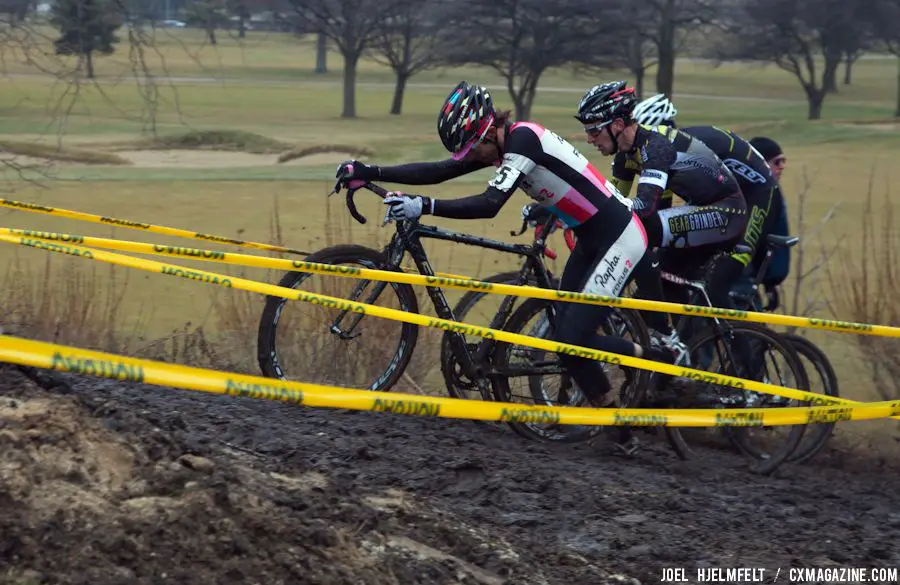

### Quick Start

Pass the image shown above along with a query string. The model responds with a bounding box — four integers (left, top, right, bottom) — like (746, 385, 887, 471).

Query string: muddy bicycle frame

(329, 181, 561, 383)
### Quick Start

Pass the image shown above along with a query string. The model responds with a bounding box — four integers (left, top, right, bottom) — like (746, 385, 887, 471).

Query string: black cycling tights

(552, 220, 653, 404)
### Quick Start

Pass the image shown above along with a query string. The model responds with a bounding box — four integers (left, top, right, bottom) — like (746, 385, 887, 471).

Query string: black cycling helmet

(575, 80, 638, 129)
(437, 81, 495, 160)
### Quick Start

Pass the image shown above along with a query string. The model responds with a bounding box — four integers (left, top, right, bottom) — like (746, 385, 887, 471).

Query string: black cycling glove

(336, 160, 380, 183)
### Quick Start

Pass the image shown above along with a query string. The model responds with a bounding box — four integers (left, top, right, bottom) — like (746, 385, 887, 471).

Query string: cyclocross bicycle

(458, 214, 813, 474)
(255, 181, 649, 442)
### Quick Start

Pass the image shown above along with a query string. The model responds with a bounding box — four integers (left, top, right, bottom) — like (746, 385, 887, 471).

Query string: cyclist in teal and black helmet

(436, 81, 498, 162)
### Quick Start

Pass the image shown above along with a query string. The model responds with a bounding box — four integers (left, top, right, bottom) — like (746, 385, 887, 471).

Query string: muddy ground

(2, 364, 899, 585)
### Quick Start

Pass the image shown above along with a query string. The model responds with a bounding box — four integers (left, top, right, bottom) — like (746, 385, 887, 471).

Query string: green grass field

(2, 27, 899, 421)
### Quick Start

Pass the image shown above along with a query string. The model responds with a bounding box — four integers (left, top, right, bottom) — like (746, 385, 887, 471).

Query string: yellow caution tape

(5, 226, 899, 340)
(0, 231, 860, 412)
(0, 198, 466, 280)
(1, 333, 898, 427)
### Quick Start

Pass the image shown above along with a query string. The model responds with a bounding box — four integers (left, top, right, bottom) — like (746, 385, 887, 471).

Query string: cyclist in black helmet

(575, 82, 753, 343)
(335, 80, 675, 409)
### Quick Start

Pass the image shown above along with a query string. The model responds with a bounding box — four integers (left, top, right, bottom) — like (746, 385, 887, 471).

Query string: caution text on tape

(0, 231, 860, 413)
(2, 333, 899, 427)
(4, 225, 897, 340)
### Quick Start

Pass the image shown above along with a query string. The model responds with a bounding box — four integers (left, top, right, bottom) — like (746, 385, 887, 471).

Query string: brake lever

(329, 177, 342, 196)
(511, 218, 530, 237)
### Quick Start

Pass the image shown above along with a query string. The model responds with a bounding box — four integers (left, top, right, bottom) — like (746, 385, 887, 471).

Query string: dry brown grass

(825, 175, 900, 401)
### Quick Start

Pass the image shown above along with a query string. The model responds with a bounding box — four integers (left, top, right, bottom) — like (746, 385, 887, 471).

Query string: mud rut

(2, 364, 899, 585)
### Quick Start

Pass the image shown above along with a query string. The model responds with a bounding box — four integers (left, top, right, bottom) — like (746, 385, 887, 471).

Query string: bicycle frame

(330, 181, 561, 381)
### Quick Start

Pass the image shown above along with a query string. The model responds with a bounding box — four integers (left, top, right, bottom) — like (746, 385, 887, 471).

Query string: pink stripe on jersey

(631, 212, 649, 245)
(510, 121, 546, 137)
(555, 187, 599, 224)
(583, 163, 613, 197)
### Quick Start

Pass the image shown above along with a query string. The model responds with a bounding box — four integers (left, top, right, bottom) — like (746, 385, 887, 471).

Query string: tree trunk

(390, 72, 408, 115)
(85, 51, 95, 79)
(315, 33, 327, 74)
(635, 68, 645, 101)
(822, 48, 841, 99)
(510, 73, 541, 121)
(342, 53, 358, 118)
(627, 36, 645, 100)
(655, 0, 676, 98)
(806, 87, 825, 120)
(207, 26, 217, 45)
(895, 56, 900, 118)
(239, 17, 247, 39)
(844, 52, 856, 85)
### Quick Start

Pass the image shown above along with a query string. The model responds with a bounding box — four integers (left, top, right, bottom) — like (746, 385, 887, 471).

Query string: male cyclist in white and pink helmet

(336, 80, 675, 409)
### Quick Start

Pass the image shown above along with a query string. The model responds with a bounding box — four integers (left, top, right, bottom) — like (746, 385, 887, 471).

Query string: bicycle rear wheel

(662, 322, 809, 475)
(761, 334, 839, 464)
(257, 245, 419, 392)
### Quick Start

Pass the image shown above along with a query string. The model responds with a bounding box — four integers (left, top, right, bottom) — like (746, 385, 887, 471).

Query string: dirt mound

(0, 366, 636, 585)
(3, 362, 900, 584)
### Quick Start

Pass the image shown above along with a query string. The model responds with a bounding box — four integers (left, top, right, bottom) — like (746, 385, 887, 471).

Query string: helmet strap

(605, 125, 620, 153)
(487, 119, 511, 163)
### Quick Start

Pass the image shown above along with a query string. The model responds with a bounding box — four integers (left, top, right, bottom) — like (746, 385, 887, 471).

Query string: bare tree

(0, 0, 32, 24)
(715, 0, 869, 120)
(442, 0, 608, 121)
(570, 0, 658, 100)
(841, 39, 870, 87)
(368, 0, 443, 115)
(287, 0, 392, 118)
(184, 0, 230, 45)
(643, 0, 717, 98)
(866, 0, 900, 116)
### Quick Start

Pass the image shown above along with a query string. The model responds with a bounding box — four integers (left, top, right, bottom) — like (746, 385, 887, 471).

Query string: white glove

(383, 193, 433, 222)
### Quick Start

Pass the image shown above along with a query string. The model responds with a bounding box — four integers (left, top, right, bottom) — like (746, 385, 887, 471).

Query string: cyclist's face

(584, 122, 617, 155)
(584, 120, 622, 156)
(768, 155, 786, 180)
(460, 126, 501, 164)
(470, 140, 501, 164)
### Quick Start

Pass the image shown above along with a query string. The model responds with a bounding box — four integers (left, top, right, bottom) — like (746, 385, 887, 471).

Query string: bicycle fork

(328, 278, 390, 340)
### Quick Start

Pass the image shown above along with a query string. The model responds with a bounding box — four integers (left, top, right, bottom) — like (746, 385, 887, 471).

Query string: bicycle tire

(663, 322, 809, 475)
(441, 271, 549, 400)
(257, 244, 420, 392)
(778, 334, 840, 464)
(492, 297, 651, 444)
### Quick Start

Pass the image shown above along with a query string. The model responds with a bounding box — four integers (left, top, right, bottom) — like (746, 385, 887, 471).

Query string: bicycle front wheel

(257, 245, 420, 392)
(663, 322, 809, 475)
